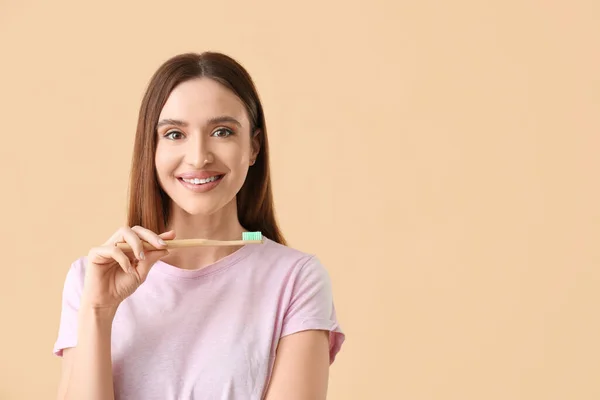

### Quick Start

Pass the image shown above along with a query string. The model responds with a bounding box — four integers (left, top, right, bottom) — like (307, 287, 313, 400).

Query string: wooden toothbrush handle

(115, 239, 262, 251)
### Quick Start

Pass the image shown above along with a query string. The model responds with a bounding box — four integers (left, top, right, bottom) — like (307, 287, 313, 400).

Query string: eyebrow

(156, 116, 242, 129)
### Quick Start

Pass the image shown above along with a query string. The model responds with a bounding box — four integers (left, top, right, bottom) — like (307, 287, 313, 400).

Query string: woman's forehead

(159, 78, 248, 124)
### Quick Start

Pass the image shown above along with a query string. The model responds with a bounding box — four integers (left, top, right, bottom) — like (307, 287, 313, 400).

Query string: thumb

(136, 249, 169, 282)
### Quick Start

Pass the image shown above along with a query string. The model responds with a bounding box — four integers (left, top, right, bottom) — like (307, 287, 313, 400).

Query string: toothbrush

(116, 231, 264, 251)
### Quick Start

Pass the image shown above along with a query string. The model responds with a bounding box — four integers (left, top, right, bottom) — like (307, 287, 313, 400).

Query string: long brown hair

(126, 52, 286, 245)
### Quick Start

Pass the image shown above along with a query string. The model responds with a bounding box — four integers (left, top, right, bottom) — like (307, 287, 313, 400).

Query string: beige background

(1, 0, 598, 399)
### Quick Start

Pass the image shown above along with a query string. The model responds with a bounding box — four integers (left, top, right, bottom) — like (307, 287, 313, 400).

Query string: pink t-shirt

(53, 238, 345, 399)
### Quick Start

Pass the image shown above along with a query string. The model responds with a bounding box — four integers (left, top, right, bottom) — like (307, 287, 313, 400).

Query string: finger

(136, 249, 169, 282)
(89, 246, 134, 274)
(116, 227, 147, 261)
(103, 226, 129, 246)
(158, 230, 176, 240)
(102, 227, 145, 260)
(131, 226, 171, 250)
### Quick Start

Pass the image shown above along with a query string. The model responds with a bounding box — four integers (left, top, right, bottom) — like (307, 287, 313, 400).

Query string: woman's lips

(178, 175, 224, 193)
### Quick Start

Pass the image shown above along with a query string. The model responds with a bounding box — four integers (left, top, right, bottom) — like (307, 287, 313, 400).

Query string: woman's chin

(171, 199, 233, 218)
(180, 205, 220, 217)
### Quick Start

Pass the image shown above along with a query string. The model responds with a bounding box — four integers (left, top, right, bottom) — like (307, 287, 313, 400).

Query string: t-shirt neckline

(151, 240, 266, 279)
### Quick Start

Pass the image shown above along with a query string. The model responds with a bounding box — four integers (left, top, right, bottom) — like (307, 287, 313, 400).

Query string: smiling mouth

(178, 175, 224, 185)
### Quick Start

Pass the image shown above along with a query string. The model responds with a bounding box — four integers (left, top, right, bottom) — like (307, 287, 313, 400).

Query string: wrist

(78, 302, 118, 323)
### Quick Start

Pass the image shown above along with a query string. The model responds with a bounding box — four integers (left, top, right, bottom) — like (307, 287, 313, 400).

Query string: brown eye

(165, 130, 184, 140)
(211, 128, 234, 138)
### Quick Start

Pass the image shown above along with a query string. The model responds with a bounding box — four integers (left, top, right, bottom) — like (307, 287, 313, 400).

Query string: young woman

(53, 52, 345, 400)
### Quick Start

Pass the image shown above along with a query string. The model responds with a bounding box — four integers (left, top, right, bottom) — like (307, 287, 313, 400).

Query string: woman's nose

(186, 135, 214, 168)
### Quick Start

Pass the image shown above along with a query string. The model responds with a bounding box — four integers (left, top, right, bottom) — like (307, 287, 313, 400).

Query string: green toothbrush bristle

(242, 231, 263, 242)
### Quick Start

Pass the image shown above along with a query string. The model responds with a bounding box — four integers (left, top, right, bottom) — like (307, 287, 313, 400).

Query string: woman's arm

(264, 330, 331, 400)
(58, 306, 116, 400)
(56, 228, 173, 400)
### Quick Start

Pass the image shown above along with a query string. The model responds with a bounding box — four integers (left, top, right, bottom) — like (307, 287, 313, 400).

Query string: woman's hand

(80, 226, 175, 312)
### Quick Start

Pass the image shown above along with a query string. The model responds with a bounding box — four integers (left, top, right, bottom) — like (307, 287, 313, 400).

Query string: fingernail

(139, 251, 145, 260)
(158, 239, 166, 245)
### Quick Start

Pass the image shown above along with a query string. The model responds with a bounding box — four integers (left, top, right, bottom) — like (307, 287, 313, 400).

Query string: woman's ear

(251, 129, 261, 165)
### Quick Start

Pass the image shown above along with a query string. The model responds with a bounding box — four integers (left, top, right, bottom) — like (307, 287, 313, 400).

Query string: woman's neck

(162, 200, 247, 270)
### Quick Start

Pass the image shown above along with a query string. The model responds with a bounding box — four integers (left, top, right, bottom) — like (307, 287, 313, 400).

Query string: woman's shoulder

(258, 237, 316, 261)
(261, 237, 313, 256)
(57, 255, 88, 297)
(62, 255, 87, 278)
(253, 238, 329, 276)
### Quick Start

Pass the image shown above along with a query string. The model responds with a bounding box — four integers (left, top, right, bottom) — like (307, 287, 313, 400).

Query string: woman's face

(155, 77, 259, 217)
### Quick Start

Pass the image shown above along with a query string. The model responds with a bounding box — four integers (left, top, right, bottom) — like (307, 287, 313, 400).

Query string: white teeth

(182, 176, 220, 185)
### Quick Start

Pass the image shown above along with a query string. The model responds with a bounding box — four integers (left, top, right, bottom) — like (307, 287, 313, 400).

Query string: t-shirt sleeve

(280, 255, 345, 364)
(53, 257, 86, 357)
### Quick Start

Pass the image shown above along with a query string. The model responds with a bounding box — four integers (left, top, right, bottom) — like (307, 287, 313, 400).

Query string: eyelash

(163, 128, 235, 140)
